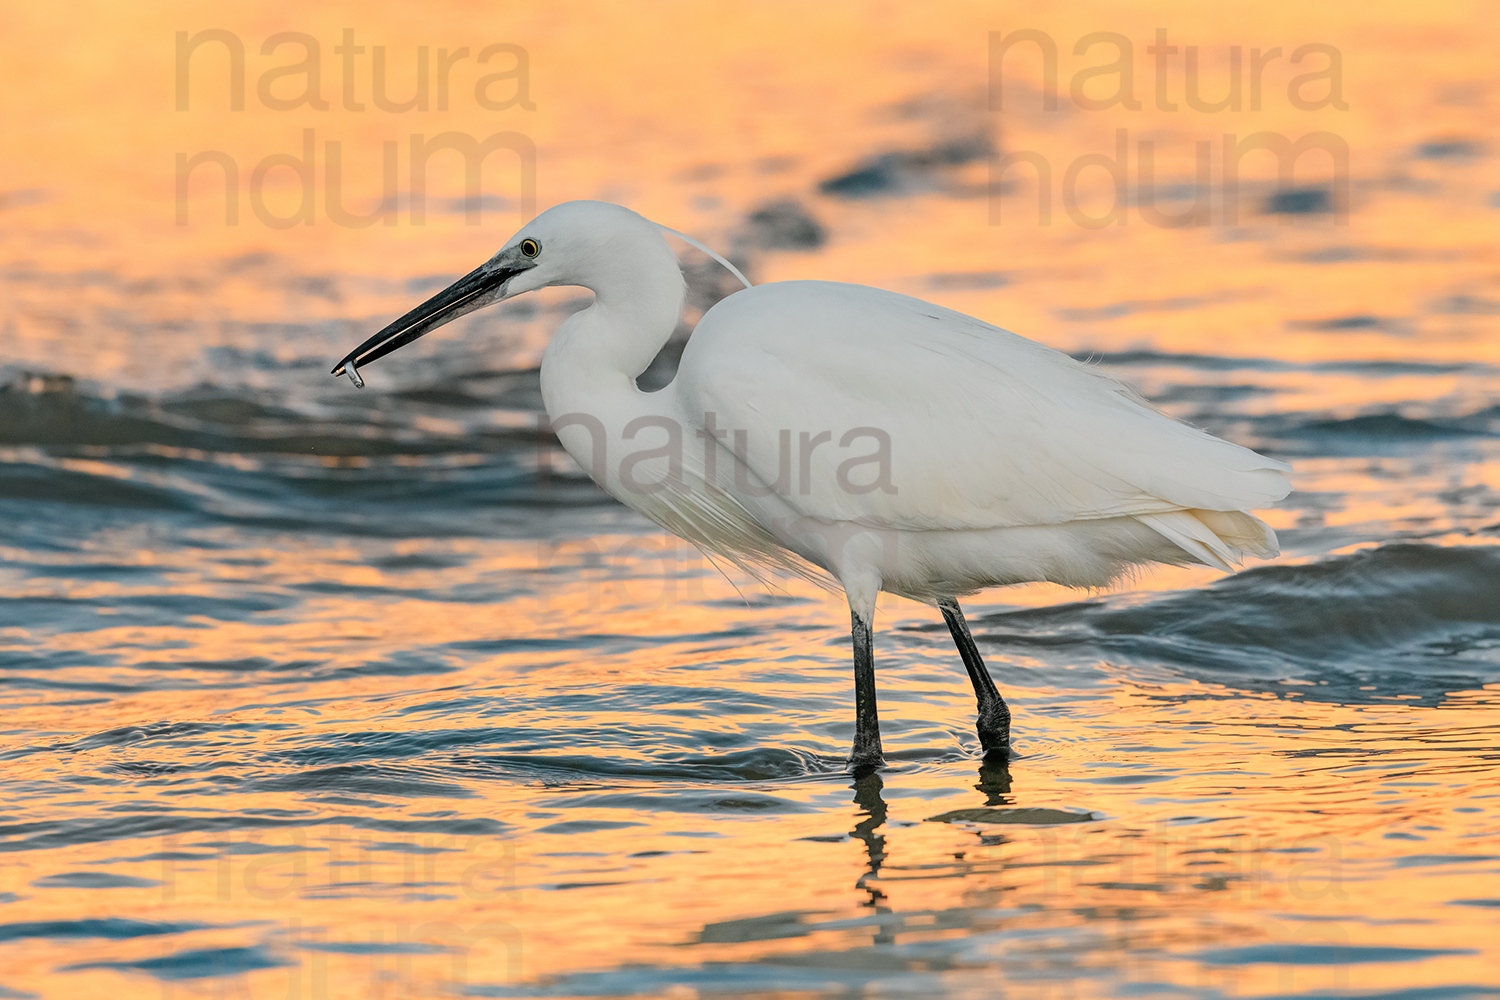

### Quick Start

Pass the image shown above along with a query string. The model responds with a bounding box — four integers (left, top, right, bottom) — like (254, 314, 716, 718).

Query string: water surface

(2, 4, 1498, 998)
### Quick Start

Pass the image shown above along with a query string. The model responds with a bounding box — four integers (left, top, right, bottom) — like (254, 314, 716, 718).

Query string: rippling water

(3, 4, 1499, 998)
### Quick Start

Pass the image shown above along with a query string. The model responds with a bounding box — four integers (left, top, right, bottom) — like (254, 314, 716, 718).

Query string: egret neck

(539, 228, 687, 433)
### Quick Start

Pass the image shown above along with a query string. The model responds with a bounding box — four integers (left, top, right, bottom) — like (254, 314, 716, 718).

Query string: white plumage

(676, 281, 1286, 578)
(334, 200, 1292, 767)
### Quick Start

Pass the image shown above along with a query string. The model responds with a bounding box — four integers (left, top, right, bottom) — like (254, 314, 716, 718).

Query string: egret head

(330, 201, 680, 386)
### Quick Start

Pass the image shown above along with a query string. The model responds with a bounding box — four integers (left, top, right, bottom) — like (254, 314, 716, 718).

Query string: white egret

(333, 201, 1290, 768)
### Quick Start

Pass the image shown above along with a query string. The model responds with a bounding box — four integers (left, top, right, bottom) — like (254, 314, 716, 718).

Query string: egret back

(675, 281, 1289, 559)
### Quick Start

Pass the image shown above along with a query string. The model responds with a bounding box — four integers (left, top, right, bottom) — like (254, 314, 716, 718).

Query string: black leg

(849, 610, 884, 770)
(938, 597, 1010, 755)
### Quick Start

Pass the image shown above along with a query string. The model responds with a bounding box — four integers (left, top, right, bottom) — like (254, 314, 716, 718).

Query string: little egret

(333, 201, 1290, 768)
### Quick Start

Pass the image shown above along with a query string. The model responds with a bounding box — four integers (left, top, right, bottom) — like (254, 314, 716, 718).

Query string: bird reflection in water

(973, 755, 1015, 849)
(847, 753, 1016, 944)
(850, 772, 888, 902)
(849, 770, 894, 945)
(975, 755, 1013, 805)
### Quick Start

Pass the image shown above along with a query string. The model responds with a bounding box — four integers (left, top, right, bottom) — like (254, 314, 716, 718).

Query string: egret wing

(676, 281, 1289, 534)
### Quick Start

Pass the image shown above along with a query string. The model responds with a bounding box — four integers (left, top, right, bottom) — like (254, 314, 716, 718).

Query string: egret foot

(938, 597, 1011, 753)
(975, 701, 1011, 757)
(848, 610, 885, 770)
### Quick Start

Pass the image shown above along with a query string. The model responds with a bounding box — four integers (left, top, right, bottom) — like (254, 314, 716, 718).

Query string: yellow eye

(519, 238, 541, 258)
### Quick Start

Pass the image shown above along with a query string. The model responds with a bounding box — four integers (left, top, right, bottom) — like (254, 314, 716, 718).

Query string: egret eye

(519, 238, 541, 258)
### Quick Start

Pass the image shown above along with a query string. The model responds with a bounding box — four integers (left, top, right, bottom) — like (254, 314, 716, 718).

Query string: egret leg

(937, 598, 1010, 755)
(849, 610, 884, 770)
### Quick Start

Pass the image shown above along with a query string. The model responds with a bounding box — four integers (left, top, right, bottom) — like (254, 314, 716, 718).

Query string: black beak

(331, 262, 521, 387)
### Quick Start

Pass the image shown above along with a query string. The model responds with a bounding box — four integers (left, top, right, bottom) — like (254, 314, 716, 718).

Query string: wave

(0, 365, 615, 533)
(1, 367, 548, 456)
(1079, 350, 1488, 376)
(967, 543, 1500, 703)
(0, 809, 510, 855)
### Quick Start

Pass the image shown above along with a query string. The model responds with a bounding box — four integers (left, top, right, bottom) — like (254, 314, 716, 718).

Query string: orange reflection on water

(2, 634, 1496, 999)
(3, 1, 1500, 998)
(0, 1, 1496, 381)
